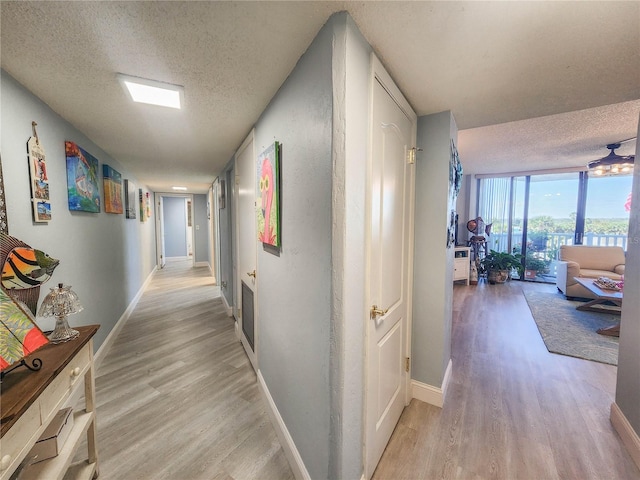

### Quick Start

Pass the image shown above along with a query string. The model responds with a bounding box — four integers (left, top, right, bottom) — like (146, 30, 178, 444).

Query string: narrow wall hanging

(65, 141, 100, 213)
(138, 189, 147, 221)
(103, 165, 123, 214)
(257, 141, 281, 248)
(124, 179, 136, 219)
(27, 122, 51, 222)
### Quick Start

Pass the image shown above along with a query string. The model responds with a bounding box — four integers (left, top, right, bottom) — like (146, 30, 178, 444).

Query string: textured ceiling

(1, 1, 639, 192)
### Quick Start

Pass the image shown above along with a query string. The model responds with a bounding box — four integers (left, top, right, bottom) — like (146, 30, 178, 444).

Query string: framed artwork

(0, 288, 49, 374)
(256, 141, 281, 248)
(145, 191, 152, 220)
(103, 165, 123, 214)
(139, 189, 147, 221)
(65, 141, 100, 213)
(125, 179, 136, 219)
(34, 201, 52, 222)
(28, 131, 50, 223)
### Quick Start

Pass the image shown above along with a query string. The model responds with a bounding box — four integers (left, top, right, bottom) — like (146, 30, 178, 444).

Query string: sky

(525, 174, 632, 219)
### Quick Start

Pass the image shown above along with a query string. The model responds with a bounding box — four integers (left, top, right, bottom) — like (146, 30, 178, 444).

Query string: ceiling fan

(588, 137, 636, 176)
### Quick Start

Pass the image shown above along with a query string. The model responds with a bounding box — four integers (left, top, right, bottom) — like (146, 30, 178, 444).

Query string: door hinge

(235, 175, 240, 185)
(407, 147, 422, 165)
(405, 357, 410, 373)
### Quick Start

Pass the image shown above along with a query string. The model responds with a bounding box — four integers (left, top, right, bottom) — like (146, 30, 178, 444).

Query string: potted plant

(480, 249, 524, 284)
(524, 253, 549, 279)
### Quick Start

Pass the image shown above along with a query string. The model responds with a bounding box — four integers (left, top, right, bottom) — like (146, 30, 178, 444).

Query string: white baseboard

(221, 293, 233, 316)
(194, 261, 209, 268)
(257, 371, 311, 480)
(411, 359, 452, 408)
(610, 402, 640, 470)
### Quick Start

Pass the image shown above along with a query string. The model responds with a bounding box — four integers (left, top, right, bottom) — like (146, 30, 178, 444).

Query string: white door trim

(234, 129, 258, 371)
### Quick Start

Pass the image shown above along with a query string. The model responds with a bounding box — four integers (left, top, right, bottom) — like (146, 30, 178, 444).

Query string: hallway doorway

(155, 193, 195, 269)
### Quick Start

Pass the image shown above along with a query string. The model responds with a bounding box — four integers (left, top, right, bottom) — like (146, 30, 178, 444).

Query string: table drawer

(0, 400, 42, 476)
(39, 344, 91, 422)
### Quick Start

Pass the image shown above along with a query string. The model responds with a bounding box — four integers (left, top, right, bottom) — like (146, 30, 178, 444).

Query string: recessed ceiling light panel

(118, 74, 184, 109)
(172, 186, 187, 191)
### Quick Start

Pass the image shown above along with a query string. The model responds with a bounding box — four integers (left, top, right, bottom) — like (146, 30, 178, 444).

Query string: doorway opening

(155, 193, 195, 269)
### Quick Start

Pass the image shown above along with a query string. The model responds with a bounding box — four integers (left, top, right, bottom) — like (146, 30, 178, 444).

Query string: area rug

(523, 290, 619, 365)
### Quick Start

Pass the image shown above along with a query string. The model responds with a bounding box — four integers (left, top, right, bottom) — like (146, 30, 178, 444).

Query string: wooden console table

(0, 325, 100, 480)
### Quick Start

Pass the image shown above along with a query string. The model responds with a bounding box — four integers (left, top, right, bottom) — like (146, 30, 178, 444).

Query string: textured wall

(328, 13, 371, 480)
(412, 111, 458, 386)
(254, 16, 334, 480)
(1, 70, 157, 352)
(217, 162, 234, 308)
(193, 194, 209, 265)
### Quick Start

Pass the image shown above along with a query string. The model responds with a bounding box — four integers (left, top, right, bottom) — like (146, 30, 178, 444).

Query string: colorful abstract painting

(139, 189, 152, 222)
(65, 141, 100, 213)
(256, 142, 280, 247)
(103, 165, 123, 214)
(0, 288, 49, 372)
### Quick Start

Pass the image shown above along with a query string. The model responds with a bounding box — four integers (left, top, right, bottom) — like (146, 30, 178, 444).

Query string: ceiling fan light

(588, 142, 635, 177)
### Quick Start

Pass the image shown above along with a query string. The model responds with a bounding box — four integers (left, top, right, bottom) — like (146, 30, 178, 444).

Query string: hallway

(86, 260, 294, 479)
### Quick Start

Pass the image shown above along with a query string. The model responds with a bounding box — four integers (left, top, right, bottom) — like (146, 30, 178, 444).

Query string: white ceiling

(1, 1, 639, 193)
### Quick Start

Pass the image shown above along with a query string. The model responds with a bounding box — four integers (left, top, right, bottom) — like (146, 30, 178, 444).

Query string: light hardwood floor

(373, 280, 640, 480)
(83, 259, 294, 479)
(86, 261, 638, 479)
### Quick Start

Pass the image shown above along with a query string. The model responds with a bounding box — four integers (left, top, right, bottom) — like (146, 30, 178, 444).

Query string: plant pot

(488, 269, 509, 284)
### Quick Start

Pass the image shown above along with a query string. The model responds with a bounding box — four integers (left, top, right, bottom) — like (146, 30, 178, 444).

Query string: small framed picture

(125, 179, 136, 219)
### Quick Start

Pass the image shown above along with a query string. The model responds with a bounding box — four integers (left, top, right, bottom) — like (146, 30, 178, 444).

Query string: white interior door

(365, 56, 416, 478)
(235, 130, 258, 371)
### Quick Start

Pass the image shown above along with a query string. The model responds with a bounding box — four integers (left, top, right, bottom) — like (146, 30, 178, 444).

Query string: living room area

(439, 133, 640, 476)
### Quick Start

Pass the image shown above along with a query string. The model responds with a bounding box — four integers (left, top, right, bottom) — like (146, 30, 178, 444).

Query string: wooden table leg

(597, 323, 620, 337)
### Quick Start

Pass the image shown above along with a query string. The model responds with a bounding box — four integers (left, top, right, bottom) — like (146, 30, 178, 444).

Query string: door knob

(370, 305, 389, 319)
(247, 270, 256, 278)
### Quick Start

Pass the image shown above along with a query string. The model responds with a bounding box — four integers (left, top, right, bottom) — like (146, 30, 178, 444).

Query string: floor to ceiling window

(475, 170, 632, 283)
(583, 175, 633, 247)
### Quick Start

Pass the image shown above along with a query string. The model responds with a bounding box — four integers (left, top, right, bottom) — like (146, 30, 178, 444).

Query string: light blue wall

(412, 111, 458, 386)
(1, 70, 157, 352)
(328, 14, 372, 480)
(254, 15, 335, 480)
(163, 196, 187, 257)
(193, 193, 209, 265)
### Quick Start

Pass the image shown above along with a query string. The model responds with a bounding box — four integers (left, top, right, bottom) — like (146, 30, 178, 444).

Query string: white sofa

(556, 245, 625, 299)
